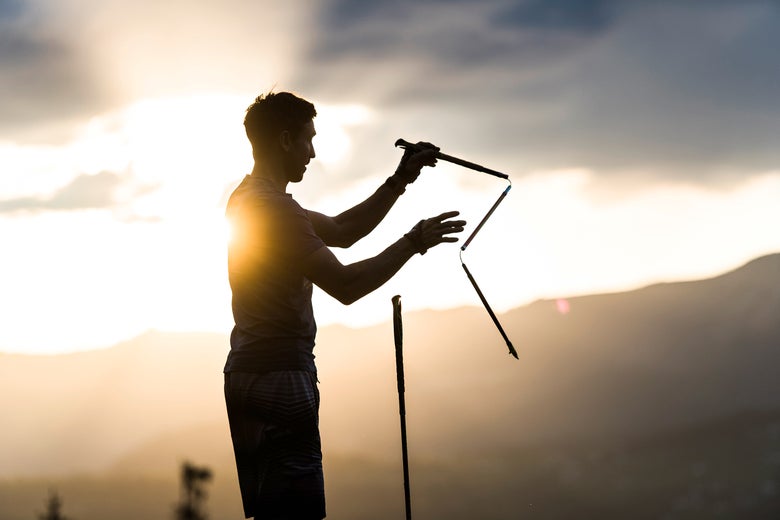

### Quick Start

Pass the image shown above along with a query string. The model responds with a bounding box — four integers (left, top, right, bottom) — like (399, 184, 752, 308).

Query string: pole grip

(392, 295, 405, 394)
(392, 294, 403, 352)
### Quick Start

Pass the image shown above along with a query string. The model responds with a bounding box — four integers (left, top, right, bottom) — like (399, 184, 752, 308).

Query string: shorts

(225, 370, 325, 519)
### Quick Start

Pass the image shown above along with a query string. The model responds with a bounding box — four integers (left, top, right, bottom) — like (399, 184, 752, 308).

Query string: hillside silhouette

(1, 254, 779, 518)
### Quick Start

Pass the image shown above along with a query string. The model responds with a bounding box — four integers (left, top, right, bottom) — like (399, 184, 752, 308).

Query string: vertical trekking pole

(392, 295, 412, 520)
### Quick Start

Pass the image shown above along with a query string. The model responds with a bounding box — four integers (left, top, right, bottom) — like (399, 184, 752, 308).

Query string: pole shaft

(392, 295, 412, 520)
(461, 184, 511, 252)
(460, 262, 519, 359)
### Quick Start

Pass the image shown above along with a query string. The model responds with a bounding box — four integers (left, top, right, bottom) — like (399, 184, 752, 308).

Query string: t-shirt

(223, 175, 326, 374)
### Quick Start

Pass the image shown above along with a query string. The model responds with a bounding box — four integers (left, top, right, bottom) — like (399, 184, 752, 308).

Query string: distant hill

(3, 410, 779, 520)
(1, 253, 779, 479)
(0, 332, 228, 476)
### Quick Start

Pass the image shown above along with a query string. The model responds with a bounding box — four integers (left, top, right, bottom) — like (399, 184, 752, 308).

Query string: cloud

(0, 0, 114, 142)
(293, 0, 780, 184)
(0, 0, 308, 143)
(491, 0, 615, 33)
(298, 0, 615, 98)
(521, 1, 780, 179)
(4, 0, 779, 187)
(0, 171, 155, 214)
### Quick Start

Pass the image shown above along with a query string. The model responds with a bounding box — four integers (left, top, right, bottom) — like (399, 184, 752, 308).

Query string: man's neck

(251, 161, 288, 193)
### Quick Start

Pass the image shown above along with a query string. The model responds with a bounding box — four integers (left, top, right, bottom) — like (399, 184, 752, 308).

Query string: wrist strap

(403, 220, 427, 255)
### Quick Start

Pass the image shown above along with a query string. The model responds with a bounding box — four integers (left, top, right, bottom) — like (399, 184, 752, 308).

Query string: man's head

(244, 92, 317, 179)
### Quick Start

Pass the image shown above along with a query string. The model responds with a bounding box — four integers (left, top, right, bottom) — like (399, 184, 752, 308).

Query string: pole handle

(392, 295, 406, 395)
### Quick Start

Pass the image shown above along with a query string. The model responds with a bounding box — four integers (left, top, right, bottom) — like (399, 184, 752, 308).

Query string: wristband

(403, 220, 428, 255)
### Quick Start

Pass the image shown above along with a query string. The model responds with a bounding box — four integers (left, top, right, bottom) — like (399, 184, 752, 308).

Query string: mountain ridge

(1, 252, 778, 478)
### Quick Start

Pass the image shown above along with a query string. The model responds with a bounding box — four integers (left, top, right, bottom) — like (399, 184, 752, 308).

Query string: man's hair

(244, 92, 317, 159)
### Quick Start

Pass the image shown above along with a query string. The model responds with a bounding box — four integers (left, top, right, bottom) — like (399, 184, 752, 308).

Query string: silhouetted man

(224, 92, 464, 520)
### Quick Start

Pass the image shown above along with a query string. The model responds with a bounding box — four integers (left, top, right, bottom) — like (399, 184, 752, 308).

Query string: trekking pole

(394, 138, 518, 359)
(392, 295, 412, 520)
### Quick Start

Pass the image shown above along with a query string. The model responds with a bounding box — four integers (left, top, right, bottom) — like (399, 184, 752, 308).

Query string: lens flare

(556, 298, 571, 315)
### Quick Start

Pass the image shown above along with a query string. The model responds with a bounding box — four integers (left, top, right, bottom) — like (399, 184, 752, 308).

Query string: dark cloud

(297, 0, 780, 184)
(513, 0, 780, 178)
(0, 0, 24, 20)
(0, 2, 113, 142)
(308, 0, 613, 75)
(0, 171, 154, 213)
(491, 0, 616, 33)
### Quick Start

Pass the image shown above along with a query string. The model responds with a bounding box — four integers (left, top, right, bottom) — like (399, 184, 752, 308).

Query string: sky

(2, 0, 779, 354)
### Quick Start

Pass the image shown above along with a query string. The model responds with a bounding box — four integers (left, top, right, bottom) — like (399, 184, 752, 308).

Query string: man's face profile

(284, 120, 317, 183)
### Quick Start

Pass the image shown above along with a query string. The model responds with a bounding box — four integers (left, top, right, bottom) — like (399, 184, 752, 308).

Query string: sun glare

(0, 94, 253, 353)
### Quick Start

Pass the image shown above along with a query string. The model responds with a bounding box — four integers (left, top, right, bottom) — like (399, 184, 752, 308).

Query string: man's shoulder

(229, 176, 301, 212)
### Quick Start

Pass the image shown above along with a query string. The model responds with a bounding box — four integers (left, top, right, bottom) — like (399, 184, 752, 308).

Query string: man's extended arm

(301, 211, 464, 305)
(307, 180, 404, 248)
(308, 145, 438, 248)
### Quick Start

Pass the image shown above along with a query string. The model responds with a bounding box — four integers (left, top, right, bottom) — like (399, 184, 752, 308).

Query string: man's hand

(404, 211, 466, 255)
(394, 141, 439, 185)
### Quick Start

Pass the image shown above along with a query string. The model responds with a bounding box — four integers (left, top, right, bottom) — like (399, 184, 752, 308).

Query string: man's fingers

(436, 222, 465, 234)
(424, 212, 464, 235)
(432, 210, 460, 221)
(409, 149, 438, 168)
(418, 211, 465, 249)
(440, 220, 466, 228)
(415, 141, 440, 151)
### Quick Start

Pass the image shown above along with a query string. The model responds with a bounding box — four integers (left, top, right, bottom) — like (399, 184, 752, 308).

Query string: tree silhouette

(38, 489, 72, 520)
(174, 461, 213, 520)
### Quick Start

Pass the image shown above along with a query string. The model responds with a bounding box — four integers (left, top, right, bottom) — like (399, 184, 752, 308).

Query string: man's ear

(279, 130, 292, 152)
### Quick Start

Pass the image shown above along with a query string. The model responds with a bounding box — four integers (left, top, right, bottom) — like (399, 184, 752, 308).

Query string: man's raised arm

(308, 144, 439, 248)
